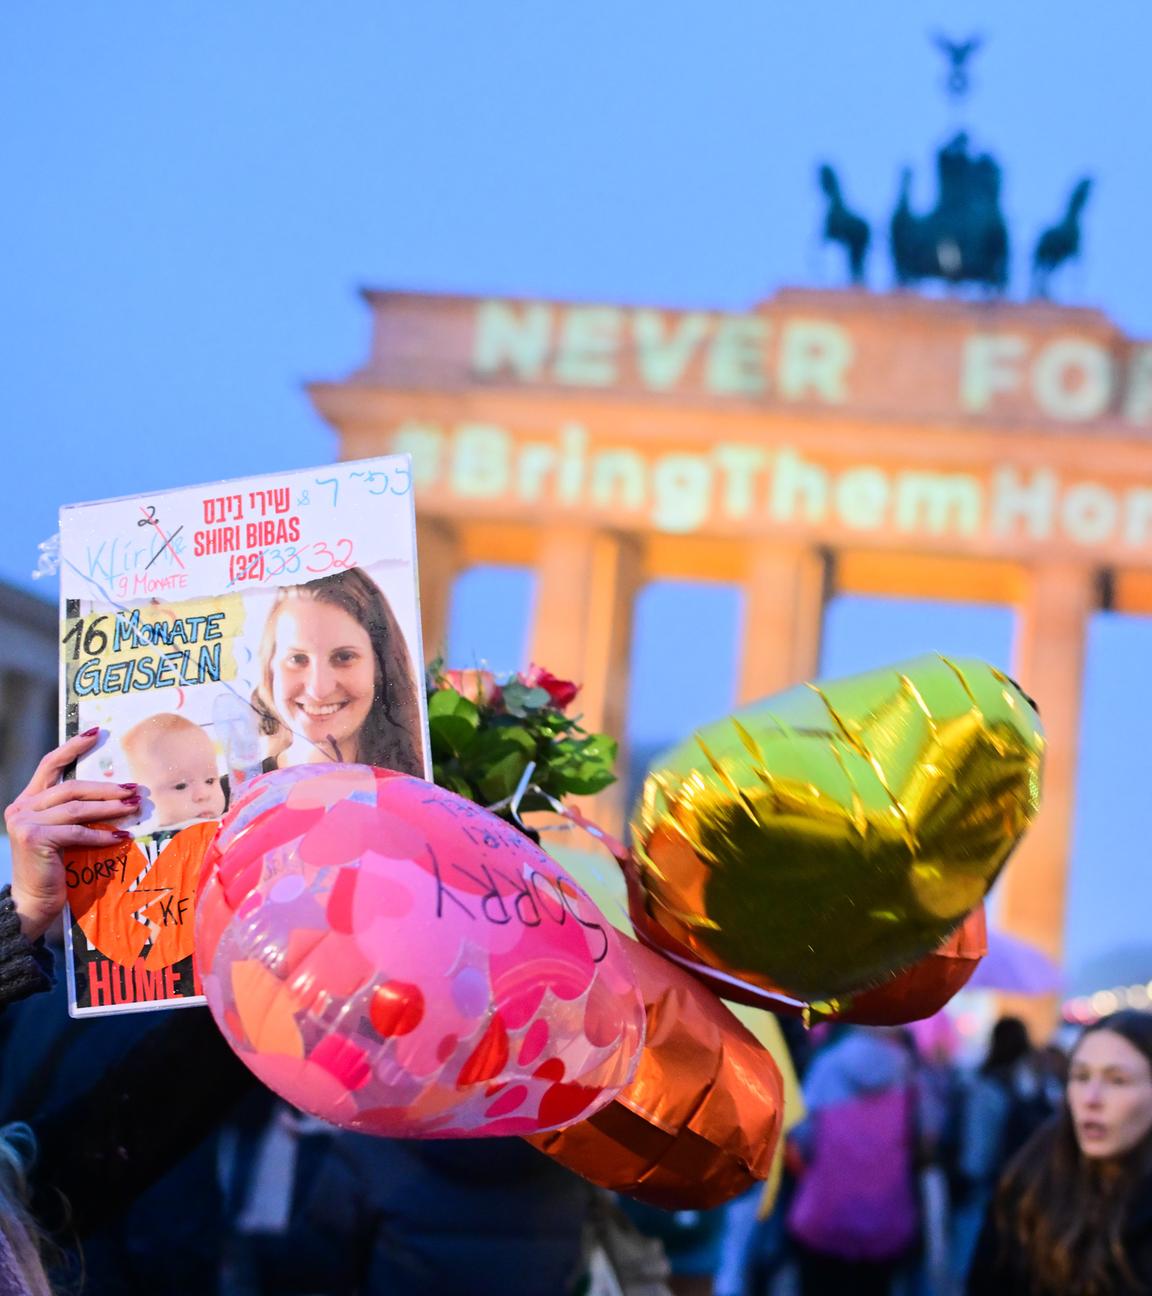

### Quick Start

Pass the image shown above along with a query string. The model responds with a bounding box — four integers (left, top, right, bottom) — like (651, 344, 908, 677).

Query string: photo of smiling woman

(251, 567, 426, 776)
(967, 1009, 1152, 1295)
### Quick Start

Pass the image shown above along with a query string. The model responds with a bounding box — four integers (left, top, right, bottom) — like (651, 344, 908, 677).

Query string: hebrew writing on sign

(58, 455, 429, 1016)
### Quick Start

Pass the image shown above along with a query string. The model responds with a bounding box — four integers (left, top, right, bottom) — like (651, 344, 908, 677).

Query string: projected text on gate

(393, 421, 1152, 554)
(471, 299, 1152, 426)
(307, 285, 1152, 988)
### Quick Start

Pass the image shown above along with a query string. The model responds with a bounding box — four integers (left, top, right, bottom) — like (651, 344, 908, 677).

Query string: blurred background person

(618, 1198, 726, 1296)
(298, 1131, 619, 1296)
(950, 1015, 1056, 1281)
(785, 1025, 923, 1296)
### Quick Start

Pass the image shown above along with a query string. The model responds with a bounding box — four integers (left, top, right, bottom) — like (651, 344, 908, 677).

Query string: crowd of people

(611, 1009, 1152, 1296)
(3, 731, 1152, 1294)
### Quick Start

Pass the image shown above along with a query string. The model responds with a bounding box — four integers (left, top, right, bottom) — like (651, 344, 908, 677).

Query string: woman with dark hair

(983, 1016, 1032, 1071)
(952, 1014, 1053, 1277)
(967, 1009, 1152, 1294)
(252, 568, 425, 776)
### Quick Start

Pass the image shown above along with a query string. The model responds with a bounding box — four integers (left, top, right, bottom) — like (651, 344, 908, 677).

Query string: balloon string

(486, 785, 810, 1013)
(552, 802, 631, 866)
(631, 934, 811, 1014)
(550, 802, 833, 1021)
(484, 761, 574, 835)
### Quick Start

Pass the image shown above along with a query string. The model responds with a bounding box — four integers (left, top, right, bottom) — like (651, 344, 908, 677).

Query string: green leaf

(501, 682, 551, 718)
(469, 724, 536, 767)
(429, 715, 479, 759)
(463, 723, 538, 804)
(437, 770, 475, 800)
(426, 689, 480, 758)
(546, 733, 619, 795)
(427, 687, 480, 723)
(477, 750, 533, 803)
(561, 768, 617, 796)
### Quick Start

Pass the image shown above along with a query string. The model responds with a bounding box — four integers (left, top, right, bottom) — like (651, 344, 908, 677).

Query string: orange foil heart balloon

(830, 903, 987, 1025)
(527, 937, 784, 1210)
(626, 898, 986, 1026)
(631, 655, 1043, 1005)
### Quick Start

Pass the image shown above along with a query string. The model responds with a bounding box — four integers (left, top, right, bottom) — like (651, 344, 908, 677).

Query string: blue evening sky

(2, 2, 1149, 990)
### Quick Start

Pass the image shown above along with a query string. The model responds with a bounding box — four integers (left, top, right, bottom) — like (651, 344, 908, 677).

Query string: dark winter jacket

(305, 1133, 595, 1296)
(0, 888, 256, 1291)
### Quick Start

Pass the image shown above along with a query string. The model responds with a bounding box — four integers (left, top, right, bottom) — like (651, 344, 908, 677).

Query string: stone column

(737, 546, 831, 704)
(415, 518, 462, 662)
(529, 528, 644, 830)
(998, 562, 1098, 1027)
(530, 528, 643, 739)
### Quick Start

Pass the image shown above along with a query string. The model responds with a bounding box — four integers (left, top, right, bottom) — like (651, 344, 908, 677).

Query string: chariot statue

(811, 34, 1094, 302)
(890, 131, 1009, 293)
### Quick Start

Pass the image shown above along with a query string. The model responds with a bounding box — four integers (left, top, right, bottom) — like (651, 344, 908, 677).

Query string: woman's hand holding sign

(4, 730, 138, 940)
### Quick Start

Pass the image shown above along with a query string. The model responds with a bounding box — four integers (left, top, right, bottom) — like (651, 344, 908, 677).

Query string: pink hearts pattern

(196, 764, 646, 1137)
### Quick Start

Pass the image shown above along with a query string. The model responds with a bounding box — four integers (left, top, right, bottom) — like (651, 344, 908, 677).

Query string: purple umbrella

(966, 928, 1063, 995)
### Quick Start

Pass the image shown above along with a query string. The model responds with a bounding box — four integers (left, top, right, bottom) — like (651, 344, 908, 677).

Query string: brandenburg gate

(309, 287, 1152, 967)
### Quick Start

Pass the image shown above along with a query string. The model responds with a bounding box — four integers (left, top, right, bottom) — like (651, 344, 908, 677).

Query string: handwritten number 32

(306, 539, 353, 574)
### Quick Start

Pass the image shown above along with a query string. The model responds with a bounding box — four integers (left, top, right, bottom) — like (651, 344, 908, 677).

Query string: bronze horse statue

(1032, 177, 1093, 299)
(817, 163, 870, 285)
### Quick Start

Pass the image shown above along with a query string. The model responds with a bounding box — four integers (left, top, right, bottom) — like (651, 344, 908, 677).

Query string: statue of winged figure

(933, 32, 984, 101)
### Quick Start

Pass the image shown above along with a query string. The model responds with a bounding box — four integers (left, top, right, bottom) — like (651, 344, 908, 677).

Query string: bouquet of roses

(425, 661, 618, 818)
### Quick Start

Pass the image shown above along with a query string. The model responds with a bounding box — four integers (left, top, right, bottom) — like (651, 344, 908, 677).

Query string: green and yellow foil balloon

(630, 655, 1044, 1006)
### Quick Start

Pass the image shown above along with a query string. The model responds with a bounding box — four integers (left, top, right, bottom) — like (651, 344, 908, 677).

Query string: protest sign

(58, 455, 428, 1015)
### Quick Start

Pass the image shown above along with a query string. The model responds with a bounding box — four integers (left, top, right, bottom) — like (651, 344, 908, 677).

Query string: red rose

(441, 668, 503, 707)
(520, 664, 581, 710)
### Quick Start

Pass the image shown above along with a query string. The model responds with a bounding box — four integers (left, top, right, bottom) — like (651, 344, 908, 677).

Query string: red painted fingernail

(119, 783, 138, 791)
(81, 727, 100, 738)
(112, 830, 134, 841)
(123, 797, 141, 808)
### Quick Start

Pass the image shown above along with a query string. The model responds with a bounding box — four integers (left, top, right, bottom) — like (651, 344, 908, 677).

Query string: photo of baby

(120, 712, 227, 828)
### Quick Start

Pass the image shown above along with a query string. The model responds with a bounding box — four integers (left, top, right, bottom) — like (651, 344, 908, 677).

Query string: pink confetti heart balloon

(195, 765, 646, 1138)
